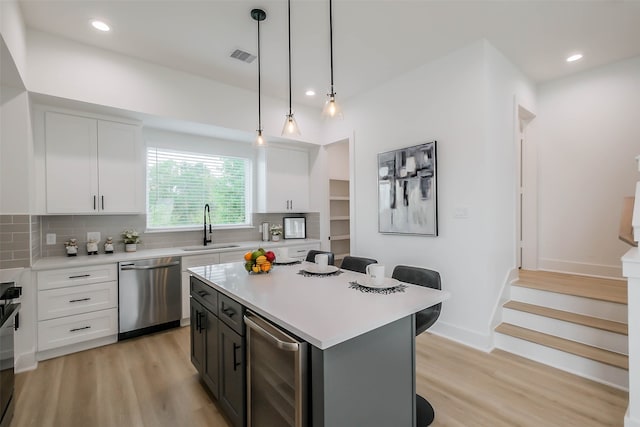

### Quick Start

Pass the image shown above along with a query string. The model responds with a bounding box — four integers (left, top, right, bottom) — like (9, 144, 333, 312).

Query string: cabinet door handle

(69, 297, 91, 303)
(233, 343, 241, 371)
(93, 195, 97, 210)
(197, 290, 208, 298)
(222, 307, 235, 318)
(290, 200, 293, 210)
(70, 326, 91, 332)
(198, 311, 206, 332)
(101, 195, 104, 210)
(68, 274, 91, 279)
(195, 309, 201, 332)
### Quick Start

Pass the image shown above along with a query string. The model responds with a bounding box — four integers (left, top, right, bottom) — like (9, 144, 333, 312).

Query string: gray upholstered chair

(305, 250, 335, 266)
(340, 256, 378, 274)
(392, 265, 442, 426)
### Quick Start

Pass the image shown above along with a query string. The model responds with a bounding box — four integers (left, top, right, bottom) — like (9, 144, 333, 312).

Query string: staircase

(494, 270, 629, 389)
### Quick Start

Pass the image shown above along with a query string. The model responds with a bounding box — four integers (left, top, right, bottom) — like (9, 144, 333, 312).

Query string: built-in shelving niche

(329, 179, 350, 267)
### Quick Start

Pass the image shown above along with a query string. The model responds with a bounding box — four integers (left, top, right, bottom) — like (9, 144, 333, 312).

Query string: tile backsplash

(38, 213, 319, 258)
(0, 215, 31, 269)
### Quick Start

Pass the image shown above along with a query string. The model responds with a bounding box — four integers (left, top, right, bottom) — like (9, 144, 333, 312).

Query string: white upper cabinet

(44, 111, 143, 214)
(256, 146, 309, 213)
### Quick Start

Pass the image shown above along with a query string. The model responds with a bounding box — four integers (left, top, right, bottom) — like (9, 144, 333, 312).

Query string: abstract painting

(378, 141, 438, 236)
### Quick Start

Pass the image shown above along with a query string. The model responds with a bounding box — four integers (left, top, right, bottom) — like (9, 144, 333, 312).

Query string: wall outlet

(87, 231, 101, 243)
(453, 207, 469, 219)
(46, 233, 56, 245)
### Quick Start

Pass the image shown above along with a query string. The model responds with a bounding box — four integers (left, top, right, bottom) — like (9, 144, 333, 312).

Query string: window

(147, 147, 251, 230)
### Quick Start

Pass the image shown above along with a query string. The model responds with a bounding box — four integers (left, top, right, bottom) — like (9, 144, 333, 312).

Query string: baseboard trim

(36, 335, 117, 362)
(626, 406, 640, 427)
(489, 268, 518, 330)
(538, 258, 623, 279)
(15, 349, 37, 373)
(429, 321, 493, 352)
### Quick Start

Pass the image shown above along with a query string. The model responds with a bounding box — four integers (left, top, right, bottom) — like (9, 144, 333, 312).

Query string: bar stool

(392, 265, 442, 426)
(340, 256, 378, 274)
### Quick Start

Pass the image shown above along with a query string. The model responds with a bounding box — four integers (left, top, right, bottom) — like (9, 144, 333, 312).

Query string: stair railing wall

(621, 155, 640, 427)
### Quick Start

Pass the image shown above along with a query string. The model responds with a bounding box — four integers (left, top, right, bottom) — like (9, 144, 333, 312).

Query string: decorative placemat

(348, 281, 408, 294)
(297, 269, 344, 278)
(274, 260, 301, 266)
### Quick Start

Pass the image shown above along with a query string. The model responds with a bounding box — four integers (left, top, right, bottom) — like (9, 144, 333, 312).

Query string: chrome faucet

(203, 204, 213, 246)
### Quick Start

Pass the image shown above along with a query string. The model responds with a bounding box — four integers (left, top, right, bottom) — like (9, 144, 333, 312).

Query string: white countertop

(189, 262, 450, 350)
(0, 267, 24, 284)
(32, 239, 320, 271)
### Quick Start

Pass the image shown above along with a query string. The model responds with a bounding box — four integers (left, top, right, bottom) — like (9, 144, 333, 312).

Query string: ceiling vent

(230, 49, 256, 63)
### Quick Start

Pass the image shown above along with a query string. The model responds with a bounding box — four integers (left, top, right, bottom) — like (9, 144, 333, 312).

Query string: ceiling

(17, 1, 640, 111)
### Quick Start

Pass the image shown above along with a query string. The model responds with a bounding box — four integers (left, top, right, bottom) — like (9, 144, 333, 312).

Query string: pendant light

(252, 8, 267, 147)
(282, 0, 301, 136)
(322, 0, 342, 119)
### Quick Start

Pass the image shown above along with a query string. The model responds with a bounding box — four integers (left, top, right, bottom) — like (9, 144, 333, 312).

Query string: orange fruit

(244, 251, 252, 261)
(261, 262, 271, 272)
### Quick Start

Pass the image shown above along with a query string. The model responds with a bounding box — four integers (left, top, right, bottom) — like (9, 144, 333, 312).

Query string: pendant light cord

(329, 0, 335, 95)
(257, 15, 262, 131)
(288, 0, 293, 115)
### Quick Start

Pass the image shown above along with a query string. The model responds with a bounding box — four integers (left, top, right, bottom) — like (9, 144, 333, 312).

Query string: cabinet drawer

(288, 243, 321, 260)
(38, 264, 117, 290)
(218, 294, 244, 336)
(191, 276, 218, 315)
(38, 281, 117, 321)
(37, 308, 118, 351)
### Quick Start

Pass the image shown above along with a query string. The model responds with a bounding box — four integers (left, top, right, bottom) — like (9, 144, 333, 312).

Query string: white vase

(271, 235, 280, 242)
(125, 243, 137, 252)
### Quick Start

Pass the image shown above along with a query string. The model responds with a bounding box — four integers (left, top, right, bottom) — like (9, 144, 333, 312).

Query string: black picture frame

(377, 141, 438, 236)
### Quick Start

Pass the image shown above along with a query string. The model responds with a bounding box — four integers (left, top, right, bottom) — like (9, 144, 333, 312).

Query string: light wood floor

(12, 327, 628, 427)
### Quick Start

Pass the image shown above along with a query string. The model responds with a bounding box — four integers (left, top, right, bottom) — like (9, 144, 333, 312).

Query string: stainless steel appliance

(0, 282, 20, 427)
(244, 311, 307, 427)
(118, 257, 181, 340)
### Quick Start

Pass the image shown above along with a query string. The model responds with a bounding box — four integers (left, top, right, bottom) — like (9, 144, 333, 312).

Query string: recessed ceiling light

(91, 20, 111, 32)
(566, 53, 583, 62)
(305, 90, 316, 96)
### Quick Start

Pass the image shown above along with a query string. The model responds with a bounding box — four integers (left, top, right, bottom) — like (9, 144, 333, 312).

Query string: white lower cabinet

(36, 264, 118, 360)
(37, 281, 117, 320)
(287, 242, 321, 261)
(37, 308, 118, 351)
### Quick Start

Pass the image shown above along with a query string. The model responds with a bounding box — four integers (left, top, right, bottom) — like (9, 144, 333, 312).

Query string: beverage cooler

(244, 311, 307, 427)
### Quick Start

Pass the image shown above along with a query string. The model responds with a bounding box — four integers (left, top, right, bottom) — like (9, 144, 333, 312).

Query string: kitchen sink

(182, 244, 240, 251)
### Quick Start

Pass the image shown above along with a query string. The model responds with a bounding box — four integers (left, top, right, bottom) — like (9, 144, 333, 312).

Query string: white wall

(327, 140, 349, 180)
(0, 1, 27, 82)
(0, 86, 32, 214)
(25, 30, 324, 145)
(325, 40, 535, 349)
(537, 56, 640, 278)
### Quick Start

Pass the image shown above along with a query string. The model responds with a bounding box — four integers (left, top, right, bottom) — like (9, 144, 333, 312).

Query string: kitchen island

(189, 261, 449, 427)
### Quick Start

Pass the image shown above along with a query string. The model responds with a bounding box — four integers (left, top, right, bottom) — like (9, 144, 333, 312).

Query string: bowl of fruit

(243, 248, 276, 274)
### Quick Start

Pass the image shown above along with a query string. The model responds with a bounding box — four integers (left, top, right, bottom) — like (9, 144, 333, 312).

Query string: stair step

(495, 323, 628, 370)
(516, 270, 627, 304)
(503, 301, 628, 335)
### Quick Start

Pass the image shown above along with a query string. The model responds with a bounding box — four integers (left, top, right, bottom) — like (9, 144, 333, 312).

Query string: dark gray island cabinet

(189, 263, 449, 427)
(190, 276, 245, 427)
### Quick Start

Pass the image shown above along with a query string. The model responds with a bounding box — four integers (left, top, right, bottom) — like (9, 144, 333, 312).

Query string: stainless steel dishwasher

(118, 256, 181, 340)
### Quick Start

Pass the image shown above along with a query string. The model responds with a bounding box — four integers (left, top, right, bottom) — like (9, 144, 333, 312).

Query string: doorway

(326, 140, 350, 266)
(516, 104, 536, 269)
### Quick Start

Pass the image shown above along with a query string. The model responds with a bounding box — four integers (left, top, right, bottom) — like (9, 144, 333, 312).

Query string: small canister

(262, 222, 269, 241)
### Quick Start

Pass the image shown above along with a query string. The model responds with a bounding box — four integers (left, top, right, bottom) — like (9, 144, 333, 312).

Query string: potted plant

(270, 224, 283, 242)
(121, 229, 141, 252)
